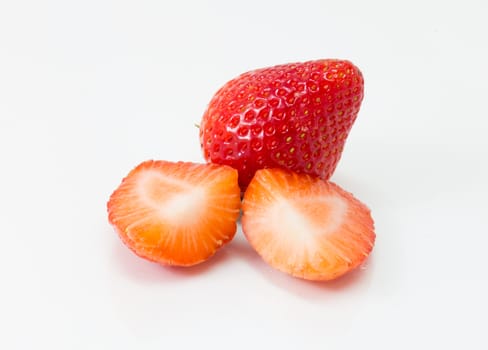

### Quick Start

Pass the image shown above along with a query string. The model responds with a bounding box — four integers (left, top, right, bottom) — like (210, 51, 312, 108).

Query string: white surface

(1, 0, 487, 349)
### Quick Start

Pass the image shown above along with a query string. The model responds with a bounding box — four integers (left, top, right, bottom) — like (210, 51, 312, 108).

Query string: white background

(1, 0, 487, 349)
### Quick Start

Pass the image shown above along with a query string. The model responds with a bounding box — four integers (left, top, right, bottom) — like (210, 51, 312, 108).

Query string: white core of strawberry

(136, 169, 206, 223)
(138, 169, 193, 194)
(161, 188, 206, 223)
(268, 200, 317, 252)
(259, 193, 348, 271)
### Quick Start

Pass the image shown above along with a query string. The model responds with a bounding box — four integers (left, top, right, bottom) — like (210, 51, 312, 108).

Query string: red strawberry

(242, 168, 375, 281)
(200, 59, 364, 191)
(107, 160, 241, 266)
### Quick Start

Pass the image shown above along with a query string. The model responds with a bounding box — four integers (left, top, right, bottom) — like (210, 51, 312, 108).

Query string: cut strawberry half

(107, 160, 241, 266)
(242, 168, 375, 281)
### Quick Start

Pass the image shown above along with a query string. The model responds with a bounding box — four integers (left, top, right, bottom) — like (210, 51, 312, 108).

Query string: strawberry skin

(242, 168, 375, 281)
(107, 160, 241, 266)
(200, 59, 364, 190)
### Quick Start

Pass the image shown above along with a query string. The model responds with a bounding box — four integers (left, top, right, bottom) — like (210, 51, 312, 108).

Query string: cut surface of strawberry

(242, 168, 375, 281)
(107, 160, 241, 266)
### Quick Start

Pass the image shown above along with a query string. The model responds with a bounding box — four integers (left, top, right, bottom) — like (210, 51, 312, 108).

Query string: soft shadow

(225, 232, 262, 263)
(110, 232, 236, 283)
(233, 227, 376, 299)
(259, 255, 375, 300)
(110, 224, 376, 297)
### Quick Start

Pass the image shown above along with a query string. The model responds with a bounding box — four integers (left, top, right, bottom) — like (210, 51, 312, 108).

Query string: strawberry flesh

(107, 160, 241, 266)
(242, 168, 375, 281)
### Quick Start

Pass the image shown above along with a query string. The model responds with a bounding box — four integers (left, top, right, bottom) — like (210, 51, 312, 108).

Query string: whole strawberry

(199, 59, 364, 190)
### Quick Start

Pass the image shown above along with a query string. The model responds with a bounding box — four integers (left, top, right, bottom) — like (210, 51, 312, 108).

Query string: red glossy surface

(200, 59, 364, 190)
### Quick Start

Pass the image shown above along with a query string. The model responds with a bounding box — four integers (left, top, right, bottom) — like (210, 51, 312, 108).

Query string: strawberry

(107, 160, 241, 266)
(200, 59, 364, 191)
(241, 168, 375, 281)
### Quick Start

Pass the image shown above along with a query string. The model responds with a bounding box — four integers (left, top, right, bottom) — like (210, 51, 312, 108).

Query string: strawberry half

(200, 59, 364, 191)
(107, 160, 241, 266)
(242, 168, 375, 281)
